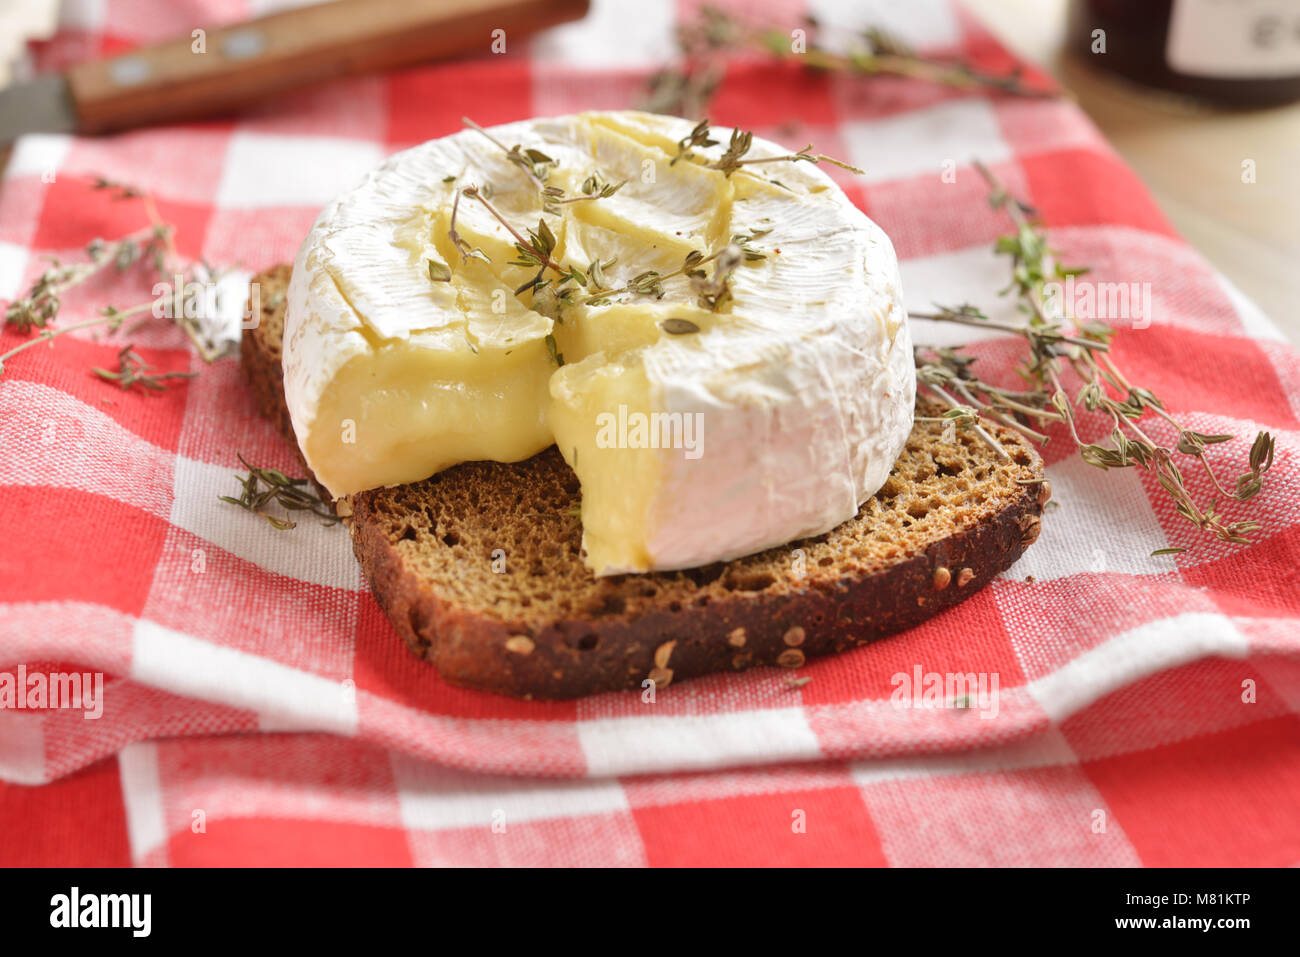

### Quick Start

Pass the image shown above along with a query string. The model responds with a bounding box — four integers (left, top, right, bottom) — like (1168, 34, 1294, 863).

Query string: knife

(0, 0, 589, 146)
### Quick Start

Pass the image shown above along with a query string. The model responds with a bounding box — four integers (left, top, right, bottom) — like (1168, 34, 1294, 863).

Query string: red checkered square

(32, 175, 212, 260)
(708, 61, 840, 129)
(240, 76, 388, 143)
(802, 585, 1024, 705)
(1111, 324, 1300, 430)
(168, 819, 412, 866)
(1182, 526, 1300, 619)
(0, 487, 170, 615)
(134, 735, 408, 865)
(0, 757, 131, 866)
(0, 330, 193, 450)
(1078, 714, 1300, 866)
(1021, 148, 1176, 238)
(387, 61, 534, 148)
(634, 786, 887, 866)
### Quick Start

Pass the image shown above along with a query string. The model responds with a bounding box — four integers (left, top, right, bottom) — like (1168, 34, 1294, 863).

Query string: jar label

(1167, 0, 1300, 77)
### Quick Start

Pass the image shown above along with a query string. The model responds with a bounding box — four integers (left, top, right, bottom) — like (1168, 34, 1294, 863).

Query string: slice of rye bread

(242, 265, 1049, 699)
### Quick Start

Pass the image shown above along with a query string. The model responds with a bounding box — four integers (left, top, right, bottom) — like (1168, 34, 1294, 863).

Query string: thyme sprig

(784, 20, 1056, 99)
(460, 185, 564, 292)
(671, 121, 862, 176)
(709, 127, 864, 177)
(92, 345, 196, 392)
(912, 163, 1275, 551)
(458, 185, 594, 342)
(219, 454, 338, 531)
(583, 244, 742, 308)
(460, 116, 628, 217)
(642, 6, 1056, 117)
(672, 119, 719, 165)
(457, 187, 748, 314)
(541, 173, 626, 213)
(3, 223, 167, 335)
(445, 185, 491, 265)
(461, 117, 554, 188)
(1, 175, 229, 382)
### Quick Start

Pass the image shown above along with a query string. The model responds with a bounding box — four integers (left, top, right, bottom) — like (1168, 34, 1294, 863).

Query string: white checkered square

(168, 454, 361, 590)
(215, 132, 384, 208)
(842, 99, 1011, 185)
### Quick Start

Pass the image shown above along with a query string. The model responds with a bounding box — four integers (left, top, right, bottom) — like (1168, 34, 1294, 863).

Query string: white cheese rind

(283, 111, 915, 575)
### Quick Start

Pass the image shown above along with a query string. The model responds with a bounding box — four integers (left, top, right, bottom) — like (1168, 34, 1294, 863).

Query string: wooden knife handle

(65, 0, 589, 134)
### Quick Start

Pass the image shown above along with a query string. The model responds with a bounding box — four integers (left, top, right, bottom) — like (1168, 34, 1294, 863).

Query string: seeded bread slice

(242, 266, 1047, 699)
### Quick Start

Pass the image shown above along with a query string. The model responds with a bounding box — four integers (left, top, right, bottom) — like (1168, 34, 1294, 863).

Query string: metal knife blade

(0, 73, 78, 146)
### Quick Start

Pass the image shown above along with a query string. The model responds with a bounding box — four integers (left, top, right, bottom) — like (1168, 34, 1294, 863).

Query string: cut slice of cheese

(283, 110, 915, 575)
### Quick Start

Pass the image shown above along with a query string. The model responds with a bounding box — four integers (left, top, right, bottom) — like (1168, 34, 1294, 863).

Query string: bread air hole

(725, 571, 776, 592)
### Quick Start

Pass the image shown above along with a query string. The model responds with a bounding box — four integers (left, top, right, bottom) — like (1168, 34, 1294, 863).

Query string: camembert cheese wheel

(284, 111, 915, 575)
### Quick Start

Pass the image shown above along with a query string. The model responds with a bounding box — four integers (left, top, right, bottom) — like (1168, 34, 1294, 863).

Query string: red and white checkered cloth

(2, 0, 1298, 867)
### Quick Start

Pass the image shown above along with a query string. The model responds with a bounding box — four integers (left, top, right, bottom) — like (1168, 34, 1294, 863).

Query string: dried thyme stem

(642, 7, 1057, 116)
(1, 311, 126, 370)
(777, 40, 1057, 100)
(461, 116, 547, 189)
(911, 160, 1275, 550)
(462, 186, 562, 272)
(909, 310, 1107, 351)
(581, 248, 727, 305)
(922, 380, 1010, 460)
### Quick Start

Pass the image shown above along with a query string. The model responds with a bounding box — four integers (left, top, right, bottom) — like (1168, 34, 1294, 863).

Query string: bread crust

(349, 464, 1043, 698)
(240, 263, 296, 443)
(243, 266, 1046, 699)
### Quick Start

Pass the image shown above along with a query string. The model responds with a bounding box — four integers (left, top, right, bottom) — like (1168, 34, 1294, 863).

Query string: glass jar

(1068, 0, 1300, 107)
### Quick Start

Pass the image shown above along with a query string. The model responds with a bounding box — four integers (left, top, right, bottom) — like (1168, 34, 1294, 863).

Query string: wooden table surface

(967, 0, 1300, 345)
